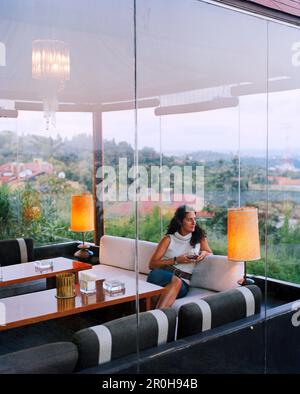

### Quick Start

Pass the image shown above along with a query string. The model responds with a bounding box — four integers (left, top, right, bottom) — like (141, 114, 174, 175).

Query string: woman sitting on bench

(147, 205, 213, 308)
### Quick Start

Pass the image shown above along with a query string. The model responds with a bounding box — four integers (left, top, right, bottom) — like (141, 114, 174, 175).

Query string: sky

(1, 89, 300, 156)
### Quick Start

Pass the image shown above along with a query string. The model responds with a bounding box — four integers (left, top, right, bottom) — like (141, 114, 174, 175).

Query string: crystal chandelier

(32, 39, 70, 129)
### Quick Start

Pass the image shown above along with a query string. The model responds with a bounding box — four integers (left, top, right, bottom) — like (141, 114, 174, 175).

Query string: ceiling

(0, 0, 300, 112)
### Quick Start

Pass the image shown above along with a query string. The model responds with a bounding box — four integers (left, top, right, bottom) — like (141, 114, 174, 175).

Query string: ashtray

(103, 280, 125, 297)
(34, 260, 54, 271)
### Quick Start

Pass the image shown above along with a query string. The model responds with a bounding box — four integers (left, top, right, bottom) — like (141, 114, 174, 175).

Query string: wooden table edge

(0, 288, 164, 331)
(0, 264, 92, 287)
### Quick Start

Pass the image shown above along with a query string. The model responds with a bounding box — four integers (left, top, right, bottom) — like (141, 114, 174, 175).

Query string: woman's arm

(200, 237, 213, 254)
(195, 237, 213, 262)
(149, 236, 191, 270)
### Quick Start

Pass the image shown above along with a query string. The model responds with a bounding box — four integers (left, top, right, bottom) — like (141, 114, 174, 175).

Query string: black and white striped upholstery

(177, 285, 262, 339)
(0, 238, 34, 266)
(73, 308, 177, 371)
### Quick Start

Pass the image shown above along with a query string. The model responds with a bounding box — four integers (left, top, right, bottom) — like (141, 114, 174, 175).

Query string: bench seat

(97, 235, 244, 312)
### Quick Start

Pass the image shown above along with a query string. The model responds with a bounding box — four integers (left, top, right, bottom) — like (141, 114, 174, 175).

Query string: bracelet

(173, 256, 177, 265)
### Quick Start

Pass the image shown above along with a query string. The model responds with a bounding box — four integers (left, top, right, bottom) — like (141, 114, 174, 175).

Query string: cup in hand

(187, 250, 198, 260)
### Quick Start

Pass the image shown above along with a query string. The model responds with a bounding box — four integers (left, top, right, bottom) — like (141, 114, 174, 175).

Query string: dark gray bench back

(177, 285, 262, 339)
(0, 238, 33, 266)
(73, 308, 177, 371)
(0, 342, 78, 374)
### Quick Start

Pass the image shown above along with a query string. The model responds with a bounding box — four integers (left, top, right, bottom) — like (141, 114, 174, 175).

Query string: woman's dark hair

(166, 205, 206, 247)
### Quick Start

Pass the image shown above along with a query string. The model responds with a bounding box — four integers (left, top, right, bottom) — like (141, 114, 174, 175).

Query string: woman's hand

(195, 250, 212, 262)
(176, 254, 192, 264)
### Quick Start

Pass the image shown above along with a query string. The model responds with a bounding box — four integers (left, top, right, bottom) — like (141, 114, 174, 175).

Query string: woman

(147, 205, 213, 308)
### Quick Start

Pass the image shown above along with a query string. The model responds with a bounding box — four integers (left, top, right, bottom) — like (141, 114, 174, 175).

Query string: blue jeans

(147, 268, 189, 299)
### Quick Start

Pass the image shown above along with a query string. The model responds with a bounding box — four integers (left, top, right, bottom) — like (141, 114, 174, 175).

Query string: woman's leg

(147, 269, 183, 308)
(177, 280, 189, 298)
(156, 275, 182, 308)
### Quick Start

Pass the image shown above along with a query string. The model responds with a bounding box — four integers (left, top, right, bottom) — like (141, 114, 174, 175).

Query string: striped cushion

(177, 285, 262, 339)
(0, 238, 34, 266)
(73, 308, 177, 371)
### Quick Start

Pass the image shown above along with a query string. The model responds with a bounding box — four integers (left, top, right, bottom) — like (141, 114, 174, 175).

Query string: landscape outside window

(0, 111, 93, 245)
(102, 110, 135, 240)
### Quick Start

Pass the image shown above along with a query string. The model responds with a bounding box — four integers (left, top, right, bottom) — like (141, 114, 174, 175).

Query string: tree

(0, 185, 11, 238)
(28, 135, 64, 159)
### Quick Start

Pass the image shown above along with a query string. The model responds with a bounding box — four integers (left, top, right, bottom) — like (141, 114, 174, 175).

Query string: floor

(262, 294, 287, 309)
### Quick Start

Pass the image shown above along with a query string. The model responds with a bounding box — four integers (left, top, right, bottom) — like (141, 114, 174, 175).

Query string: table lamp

(70, 193, 95, 260)
(227, 207, 261, 286)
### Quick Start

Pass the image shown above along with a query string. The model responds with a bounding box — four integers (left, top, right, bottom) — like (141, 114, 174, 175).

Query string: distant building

(268, 176, 300, 186)
(106, 192, 214, 219)
(0, 159, 53, 186)
(269, 163, 300, 173)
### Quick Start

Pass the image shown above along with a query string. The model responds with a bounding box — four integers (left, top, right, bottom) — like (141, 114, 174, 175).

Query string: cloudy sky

(1, 89, 300, 156)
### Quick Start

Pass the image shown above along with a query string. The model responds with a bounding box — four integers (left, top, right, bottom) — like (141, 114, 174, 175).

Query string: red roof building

(268, 176, 300, 186)
(0, 159, 53, 186)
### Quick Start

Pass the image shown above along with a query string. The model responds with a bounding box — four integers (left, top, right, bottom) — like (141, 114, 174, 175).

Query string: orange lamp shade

(70, 194, 95, 232)
(227, 207, 261, 261)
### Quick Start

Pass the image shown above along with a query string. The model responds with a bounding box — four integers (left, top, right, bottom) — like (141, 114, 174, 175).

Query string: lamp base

(238, 277, 255, 286)
(74, 244, 93, 260)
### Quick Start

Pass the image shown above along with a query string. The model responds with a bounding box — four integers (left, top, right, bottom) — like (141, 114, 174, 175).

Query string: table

(0, 257, 92, 287)
(0, 279, 164, 331)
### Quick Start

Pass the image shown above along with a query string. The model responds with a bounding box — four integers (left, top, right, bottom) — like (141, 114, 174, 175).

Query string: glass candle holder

(79, 278, 96, 294)
(57, 297, 76, 312)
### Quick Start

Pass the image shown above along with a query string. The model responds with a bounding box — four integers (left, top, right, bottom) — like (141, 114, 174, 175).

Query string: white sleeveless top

(163, 232, 201, 282)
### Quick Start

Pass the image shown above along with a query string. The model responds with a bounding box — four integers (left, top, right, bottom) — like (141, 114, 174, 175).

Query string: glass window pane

(267, 20, 300, 373)
(137, 0, 267, 373)
(0, 0, 139, 373)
